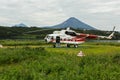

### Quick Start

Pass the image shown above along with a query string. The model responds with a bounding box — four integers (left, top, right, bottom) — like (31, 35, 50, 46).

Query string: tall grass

(0, 40, 46, 46)
(0, 40, 120, 80)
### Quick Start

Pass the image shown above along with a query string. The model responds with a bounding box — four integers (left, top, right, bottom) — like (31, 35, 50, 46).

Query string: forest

(0, 26, 120, 40)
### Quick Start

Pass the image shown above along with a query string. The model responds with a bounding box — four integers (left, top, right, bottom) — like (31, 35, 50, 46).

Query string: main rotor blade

(24, 28, 60, 34)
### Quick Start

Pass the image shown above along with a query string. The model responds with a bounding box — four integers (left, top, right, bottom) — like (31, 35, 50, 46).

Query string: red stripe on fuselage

(87, 34, 98, 39)
(77, 33, 98, 39)
(50, 38, 85, 43)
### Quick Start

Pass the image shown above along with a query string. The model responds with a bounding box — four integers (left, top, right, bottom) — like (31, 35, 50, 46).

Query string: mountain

(49, 17, 97, 30)
(12, 23, 28, 27)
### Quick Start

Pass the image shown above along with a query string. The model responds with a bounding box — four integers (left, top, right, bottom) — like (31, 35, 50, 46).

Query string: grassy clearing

(0, 40, 120, 80)
(0, 40, 46, 46)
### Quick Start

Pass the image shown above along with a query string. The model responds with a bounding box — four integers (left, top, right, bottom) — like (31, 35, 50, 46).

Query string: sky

(0, 0, 120, 31)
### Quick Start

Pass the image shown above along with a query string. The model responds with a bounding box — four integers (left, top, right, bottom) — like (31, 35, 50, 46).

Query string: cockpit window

(46, 36, 53, 39)
(65, 31, 77, 36)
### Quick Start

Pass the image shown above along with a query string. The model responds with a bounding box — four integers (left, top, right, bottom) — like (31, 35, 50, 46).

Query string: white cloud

(89, 7, 116, 13)
(0, 0, 120, 31)
(88, 1, 120, 13)
(0, 16, 10, 22)
(0, 0, 69, 26)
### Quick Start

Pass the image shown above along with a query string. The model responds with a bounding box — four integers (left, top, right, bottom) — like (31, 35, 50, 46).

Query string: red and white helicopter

(44, 27, 115, 48)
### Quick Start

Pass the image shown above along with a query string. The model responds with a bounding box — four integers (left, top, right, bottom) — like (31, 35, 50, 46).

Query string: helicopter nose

(45, 39, 47, 43)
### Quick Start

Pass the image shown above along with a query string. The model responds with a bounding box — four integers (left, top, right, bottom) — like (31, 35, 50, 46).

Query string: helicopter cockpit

(65, 31, 77, 36)
(44, 35, 53, 43)
(44, 34, 59, 43)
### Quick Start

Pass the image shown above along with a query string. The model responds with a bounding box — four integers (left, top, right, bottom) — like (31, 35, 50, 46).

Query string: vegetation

(0, 26, 120, 39)
(0, 40, 45, 46)
(0, 40, 120, 80)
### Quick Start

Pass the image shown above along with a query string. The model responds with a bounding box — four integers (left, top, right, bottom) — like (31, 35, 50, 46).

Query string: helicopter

(44, 27, 115, 48)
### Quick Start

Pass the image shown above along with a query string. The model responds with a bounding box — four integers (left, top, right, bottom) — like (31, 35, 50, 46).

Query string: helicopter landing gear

(67, 44, 78, 48)
(53, 44, 56, 48)
(53, 43, 61, 48)
(67, 44, 70, 47)
(74, 44, 78, 48)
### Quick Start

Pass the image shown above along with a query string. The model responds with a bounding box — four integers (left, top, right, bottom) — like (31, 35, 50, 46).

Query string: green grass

(0, 40, 120, 80)
(0, 40, 46, 46)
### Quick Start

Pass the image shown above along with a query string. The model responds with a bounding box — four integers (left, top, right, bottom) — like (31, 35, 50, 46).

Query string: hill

(48, 17, 96, 30)
(12, 23, 28, 27)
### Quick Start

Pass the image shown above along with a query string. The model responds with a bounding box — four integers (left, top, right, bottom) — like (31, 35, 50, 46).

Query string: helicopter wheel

(67, 44, 70, 48)
(74, 44, 78, 48)
(53, 44, 56, 48)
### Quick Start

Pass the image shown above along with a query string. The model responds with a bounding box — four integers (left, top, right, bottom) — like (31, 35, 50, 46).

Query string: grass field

(0, 40, 120, 80)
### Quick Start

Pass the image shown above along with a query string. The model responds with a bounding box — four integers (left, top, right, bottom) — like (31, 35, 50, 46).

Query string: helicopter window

(47, 36, 50, 38)
(65, 31, 77, 36)
(47, 36, 51, 39)
(68, 39, 70, 41)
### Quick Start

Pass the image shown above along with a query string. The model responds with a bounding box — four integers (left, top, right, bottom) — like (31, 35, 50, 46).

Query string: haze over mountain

(48, 17, 97, 30)
(12, 23, 28, 27)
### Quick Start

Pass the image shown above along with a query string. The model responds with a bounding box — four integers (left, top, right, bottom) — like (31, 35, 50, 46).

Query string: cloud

(0, 0, 69, 26)
(0, 16, 10, 22)
(0, 0, 120, 31)
(57, 0, 120, 31)
(88, 1, 120, 13)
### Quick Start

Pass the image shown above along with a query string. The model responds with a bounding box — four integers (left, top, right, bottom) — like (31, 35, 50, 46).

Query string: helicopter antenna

(113, 26, 115, 31)
(66, 27, 70, 31)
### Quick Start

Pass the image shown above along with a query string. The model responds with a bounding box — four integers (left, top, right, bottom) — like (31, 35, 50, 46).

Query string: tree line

(0, 26, 119, 40)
